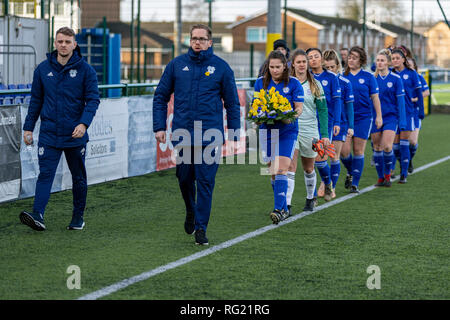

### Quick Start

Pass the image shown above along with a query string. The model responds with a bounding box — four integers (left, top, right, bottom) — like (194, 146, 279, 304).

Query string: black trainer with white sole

(195, 229, 209, 245)
(19, 211, 46, 231)
(67, 215, 85, 230)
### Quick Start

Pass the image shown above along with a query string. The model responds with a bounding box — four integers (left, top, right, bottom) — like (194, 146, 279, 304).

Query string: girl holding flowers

(250, 50, 304, 224)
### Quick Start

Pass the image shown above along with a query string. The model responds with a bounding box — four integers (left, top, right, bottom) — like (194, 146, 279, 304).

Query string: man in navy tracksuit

(20, 27, 99, 231)
(153, 24, 241, 245)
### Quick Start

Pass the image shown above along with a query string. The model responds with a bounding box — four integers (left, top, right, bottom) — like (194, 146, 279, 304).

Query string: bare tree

(183, 0, 211, 22)
(339, 0, 405, 24)
(338, 0, 361, 21)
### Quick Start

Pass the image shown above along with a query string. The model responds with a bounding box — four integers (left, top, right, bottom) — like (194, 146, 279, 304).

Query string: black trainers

(19, 211, 46, 231)
(303, 198, 315, 212)
(184, 211, 195, 235)
(67, 215, 85, 230)
(375, 178, 385, 187)
(270, 209, 283, 225)
(323, 183, 333, 202)
(408, 160, 414, 174)
(350, 185, 360, 193)
(384, 179, 392, 187)
(287, 205, 292, 216)
(195, 229, 209, 245)
(344, 174, 352, 189)
(398, 175, 407, 184)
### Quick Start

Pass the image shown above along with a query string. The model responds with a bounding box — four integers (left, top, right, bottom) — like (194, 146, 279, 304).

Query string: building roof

(227, 8, 363, 30)
(228, 7, 424, 38)
(140, 21, 233, 35)
(94, 21, 181, 49)
(380, 22, 422, 37)
(288, 8, 362, 30)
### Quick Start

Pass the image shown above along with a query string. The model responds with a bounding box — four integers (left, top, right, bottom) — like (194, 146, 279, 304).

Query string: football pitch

(432, 83, 450, 106)
(1, 114, 449, 300)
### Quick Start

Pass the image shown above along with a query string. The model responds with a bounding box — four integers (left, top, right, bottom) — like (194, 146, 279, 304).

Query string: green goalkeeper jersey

(298, 79, 328, 138)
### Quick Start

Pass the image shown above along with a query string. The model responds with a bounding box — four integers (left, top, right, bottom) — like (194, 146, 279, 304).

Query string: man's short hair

(190, 24, 212, 39)
(56, 27, 76, 39)
(340, 48, 349, 52)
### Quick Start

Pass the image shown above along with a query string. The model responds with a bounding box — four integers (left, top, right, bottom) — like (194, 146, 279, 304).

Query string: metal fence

(0, 44, 37, 86)
(0, 78, 258, 99)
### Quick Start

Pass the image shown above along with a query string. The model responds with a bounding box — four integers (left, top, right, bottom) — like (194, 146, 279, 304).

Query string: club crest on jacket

(70, 69, 77, 78)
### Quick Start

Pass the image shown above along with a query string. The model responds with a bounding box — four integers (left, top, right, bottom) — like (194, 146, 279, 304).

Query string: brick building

(81, 0, 120, 28)
(228, 8, 426, 66)
(425, 21, 450, 68)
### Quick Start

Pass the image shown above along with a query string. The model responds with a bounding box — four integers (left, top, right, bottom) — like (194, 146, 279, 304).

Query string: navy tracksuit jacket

(153, 47, 241, 231)
(23, 46, 100, 216)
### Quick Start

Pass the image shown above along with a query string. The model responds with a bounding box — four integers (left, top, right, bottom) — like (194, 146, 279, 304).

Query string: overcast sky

(120, 0, 449, 24)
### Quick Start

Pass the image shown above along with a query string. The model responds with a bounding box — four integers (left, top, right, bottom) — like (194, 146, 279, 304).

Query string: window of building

(13, 2, 24, 15)
(55, 2, 65, 15)
(246, 27, 266, 43)
(183, 35, 190, 46)
(26, 3, 34, 15)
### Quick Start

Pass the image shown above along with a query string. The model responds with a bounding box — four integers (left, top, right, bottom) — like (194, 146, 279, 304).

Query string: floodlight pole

(266, 0, 281, 57)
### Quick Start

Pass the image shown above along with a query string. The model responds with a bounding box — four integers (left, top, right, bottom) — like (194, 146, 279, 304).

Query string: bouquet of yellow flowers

(247, 87, 297, 125)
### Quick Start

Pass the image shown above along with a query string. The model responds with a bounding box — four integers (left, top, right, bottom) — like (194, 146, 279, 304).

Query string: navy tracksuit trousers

(175, 146, 220, 232)
(33, 142, 87, 217)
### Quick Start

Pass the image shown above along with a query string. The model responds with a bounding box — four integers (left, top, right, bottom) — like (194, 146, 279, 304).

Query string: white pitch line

(78, 155, 450, 300)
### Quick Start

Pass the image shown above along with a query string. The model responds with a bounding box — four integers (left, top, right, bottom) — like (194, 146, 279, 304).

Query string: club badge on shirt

(321, 80, 328, 87)
(205, 66, 215, 76)
(70, 69, 77, 78)
(387, 82, 393, 88)
(359, 78, 365, 84)
(283, 87, 290, 93)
